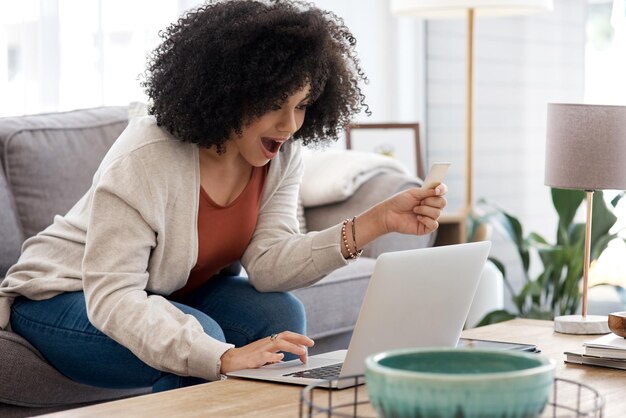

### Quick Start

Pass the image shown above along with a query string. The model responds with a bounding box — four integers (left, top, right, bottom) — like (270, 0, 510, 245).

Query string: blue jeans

(10, 275, 306, 392)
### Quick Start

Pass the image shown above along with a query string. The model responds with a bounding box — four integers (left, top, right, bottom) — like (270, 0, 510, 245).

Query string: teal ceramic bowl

(365, 348, 555, 418)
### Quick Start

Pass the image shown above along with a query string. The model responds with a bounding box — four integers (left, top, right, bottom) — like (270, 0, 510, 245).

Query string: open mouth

(261, 137, 282, 154)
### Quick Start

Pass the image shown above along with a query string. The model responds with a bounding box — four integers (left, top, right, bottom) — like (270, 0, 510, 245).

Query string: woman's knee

(263, 292, 306, 334)
(168, 300, 227, 342)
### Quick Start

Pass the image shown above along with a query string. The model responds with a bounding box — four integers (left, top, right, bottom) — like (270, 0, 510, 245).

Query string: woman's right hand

(219, 331, 314, 374)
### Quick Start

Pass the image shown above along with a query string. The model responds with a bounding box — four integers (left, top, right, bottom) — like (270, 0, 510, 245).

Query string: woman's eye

(297, 103, 310, 110)
(271, 104, 281, 111)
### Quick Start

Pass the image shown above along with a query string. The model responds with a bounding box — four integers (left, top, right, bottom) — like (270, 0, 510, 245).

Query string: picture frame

(345, 123, 423, 179)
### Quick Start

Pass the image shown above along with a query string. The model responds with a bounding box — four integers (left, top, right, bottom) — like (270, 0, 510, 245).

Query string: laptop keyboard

(282, 362, 343, 380)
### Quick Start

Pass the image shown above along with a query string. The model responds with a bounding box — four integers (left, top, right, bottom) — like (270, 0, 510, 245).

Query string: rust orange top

(170, 165, 268, 301)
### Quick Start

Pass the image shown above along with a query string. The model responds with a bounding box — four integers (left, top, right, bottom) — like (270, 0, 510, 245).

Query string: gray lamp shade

(545, 103, 626, 191)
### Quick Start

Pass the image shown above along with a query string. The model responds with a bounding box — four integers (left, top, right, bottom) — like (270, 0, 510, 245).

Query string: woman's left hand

(381, 184, 448, 236)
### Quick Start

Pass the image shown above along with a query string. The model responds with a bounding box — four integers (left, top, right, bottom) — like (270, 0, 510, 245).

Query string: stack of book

(565, 333, 626, 370)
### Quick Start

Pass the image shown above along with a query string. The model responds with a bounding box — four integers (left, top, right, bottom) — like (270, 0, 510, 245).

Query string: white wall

(424, 0, 587, 306)
(311, 0, 427, 149)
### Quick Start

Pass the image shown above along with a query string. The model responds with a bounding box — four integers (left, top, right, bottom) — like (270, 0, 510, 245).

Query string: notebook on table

(564, 332, 626, 370)
(227, 241, 491, 389)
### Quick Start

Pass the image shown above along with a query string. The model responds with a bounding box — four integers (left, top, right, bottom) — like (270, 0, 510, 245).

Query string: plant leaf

(590, 191, 618, 250)
(535, 245, 566, 271)
(500, 213, 530, 272)
(476, 310, 517, 327)
(560, 259, 582, 315)
(591, 234, 617, 261)
(476, 189, 623, 323)
(526, 305, 554, 320)
(484, 210, 522, 246)
(568, 223, 586, 250)
(480, 207, 530, 274)
(488, 257, 506, 277)
(466, 212, 478, 242)
(515, 281, 544, 314)
(528, 232, 548, 245)
(552, 188, 585, 245)
(611, 191, 625, 208)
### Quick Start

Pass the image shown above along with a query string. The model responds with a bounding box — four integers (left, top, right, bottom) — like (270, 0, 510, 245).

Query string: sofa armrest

(304, 172, 436, 259)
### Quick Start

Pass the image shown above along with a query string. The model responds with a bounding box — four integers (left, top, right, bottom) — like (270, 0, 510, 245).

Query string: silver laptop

(227, 241, 491, 388)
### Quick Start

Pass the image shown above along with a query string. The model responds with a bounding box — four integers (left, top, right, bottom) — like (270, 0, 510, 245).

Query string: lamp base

(554, 315, 610, 335)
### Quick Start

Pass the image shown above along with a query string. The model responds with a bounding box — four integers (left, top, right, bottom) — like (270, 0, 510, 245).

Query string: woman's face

(233, 84, 311, 167)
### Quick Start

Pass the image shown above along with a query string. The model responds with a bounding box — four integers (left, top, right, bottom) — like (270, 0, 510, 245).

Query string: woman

(0, 0, 446, 392)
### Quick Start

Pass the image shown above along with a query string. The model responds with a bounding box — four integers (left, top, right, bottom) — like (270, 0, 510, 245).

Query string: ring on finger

(269, 333, 279, 341)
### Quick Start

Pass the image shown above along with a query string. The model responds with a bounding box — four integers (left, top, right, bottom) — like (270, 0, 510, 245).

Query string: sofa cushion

(0, 162, 22, 278)
(293, 257, 376, 339)
(305, 172, 435, 258)
(0, 330, 149, 407)
(0, 107, 128, 239)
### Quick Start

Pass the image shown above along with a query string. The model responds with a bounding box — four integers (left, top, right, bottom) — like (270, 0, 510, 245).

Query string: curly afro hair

(141, 0, 368, 152)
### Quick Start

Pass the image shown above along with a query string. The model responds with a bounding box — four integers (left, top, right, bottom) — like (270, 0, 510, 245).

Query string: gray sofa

(0, 107, 433, 417)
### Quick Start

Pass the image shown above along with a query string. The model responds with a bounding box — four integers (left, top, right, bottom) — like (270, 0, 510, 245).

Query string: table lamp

(545, 103, 626, 335)
(390, 0, 553, 212)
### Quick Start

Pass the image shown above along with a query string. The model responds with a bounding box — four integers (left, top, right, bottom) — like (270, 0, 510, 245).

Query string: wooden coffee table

(40, 319, 626, 417)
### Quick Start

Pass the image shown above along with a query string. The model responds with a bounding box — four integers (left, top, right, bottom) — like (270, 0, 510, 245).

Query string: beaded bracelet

(341, 219, 355, 259)
(342, 218, 363, 260)
(351, 216, 358, 251)
(351, 216, 364, 258)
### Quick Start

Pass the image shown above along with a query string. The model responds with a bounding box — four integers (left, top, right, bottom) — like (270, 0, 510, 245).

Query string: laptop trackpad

(227, 350, 346, 378)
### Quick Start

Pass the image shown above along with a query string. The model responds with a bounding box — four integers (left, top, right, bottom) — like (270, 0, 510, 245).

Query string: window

(0, 0, 185, 116)
(585, 0, 626, 104)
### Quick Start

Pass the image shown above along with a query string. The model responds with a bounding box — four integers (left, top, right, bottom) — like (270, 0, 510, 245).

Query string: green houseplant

(471, 188, 625, 326)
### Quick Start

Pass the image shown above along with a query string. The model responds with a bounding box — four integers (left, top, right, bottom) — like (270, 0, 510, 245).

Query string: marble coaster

(554, 315, 611, 335)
